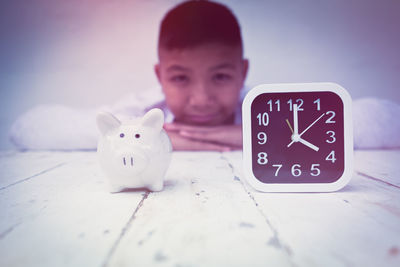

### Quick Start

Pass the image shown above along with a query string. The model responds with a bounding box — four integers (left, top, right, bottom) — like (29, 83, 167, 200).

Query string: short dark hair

(158, 0, 242, 53)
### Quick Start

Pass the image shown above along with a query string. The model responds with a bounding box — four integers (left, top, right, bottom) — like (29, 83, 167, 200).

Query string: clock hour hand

(298, 137, 319, 151)
(288, 134, 319, 151)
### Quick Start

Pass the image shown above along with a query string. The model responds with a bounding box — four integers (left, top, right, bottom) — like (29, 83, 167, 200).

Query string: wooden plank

(223, 151, 400, 267)
(0, 152, 146, 267)
(106, 152, 293, 267)
(0, 151, 91, 189)
(355, 150, 400, 187)
(2, 150, 399, 267)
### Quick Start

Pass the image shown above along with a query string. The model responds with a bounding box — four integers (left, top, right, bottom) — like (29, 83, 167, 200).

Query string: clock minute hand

(293, 104, 299, 134)
(287, 104, 299, 148)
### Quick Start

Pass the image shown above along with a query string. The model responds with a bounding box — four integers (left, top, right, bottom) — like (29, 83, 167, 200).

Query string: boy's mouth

(186, 113, 218, 124)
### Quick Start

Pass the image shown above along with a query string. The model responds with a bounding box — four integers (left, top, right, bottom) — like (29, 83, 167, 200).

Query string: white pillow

(353, 98, 400, 149)
(9, 105, 99, 150)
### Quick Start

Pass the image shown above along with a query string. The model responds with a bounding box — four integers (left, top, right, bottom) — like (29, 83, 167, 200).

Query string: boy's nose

(189, 84, 214, 106)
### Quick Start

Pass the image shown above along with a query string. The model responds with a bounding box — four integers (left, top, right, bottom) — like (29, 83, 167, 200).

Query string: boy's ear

(96, 112, 121, 135)
(141, 108, 164, 131)
(154, 63, 161, 83)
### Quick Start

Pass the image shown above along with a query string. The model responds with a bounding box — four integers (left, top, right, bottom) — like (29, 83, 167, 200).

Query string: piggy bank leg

(147, 181, 164, 192)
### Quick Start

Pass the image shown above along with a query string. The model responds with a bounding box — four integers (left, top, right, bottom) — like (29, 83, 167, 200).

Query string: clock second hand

(287, 112, 326, 148)
(286, 118, 318, 151)
(299, 113, 325, 137)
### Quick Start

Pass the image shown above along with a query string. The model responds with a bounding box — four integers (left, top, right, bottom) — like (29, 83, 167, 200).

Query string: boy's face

(155, 43, 248, 126)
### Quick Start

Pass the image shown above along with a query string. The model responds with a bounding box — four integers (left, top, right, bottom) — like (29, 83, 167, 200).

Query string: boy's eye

(170, 75, 189, 84)
(213, 73, 232, 83)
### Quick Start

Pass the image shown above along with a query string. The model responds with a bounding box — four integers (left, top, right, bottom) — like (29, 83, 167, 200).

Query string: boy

(155, 0, 247, 151)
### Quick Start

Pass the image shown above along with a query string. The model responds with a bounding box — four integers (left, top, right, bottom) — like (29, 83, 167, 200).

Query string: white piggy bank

(96, 108, 172, 193)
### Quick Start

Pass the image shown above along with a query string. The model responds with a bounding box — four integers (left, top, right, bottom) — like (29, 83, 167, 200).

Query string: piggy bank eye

(135, 134, 141, 139)
(120, 133, 125, 138)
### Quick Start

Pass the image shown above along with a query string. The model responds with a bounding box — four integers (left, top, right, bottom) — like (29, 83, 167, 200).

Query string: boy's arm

(164, 123, 242, 151)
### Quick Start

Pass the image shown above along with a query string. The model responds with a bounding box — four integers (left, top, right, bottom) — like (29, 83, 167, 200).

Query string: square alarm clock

(242, 83, 353, 192)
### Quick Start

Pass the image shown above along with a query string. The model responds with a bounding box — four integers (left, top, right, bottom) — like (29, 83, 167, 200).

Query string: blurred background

(1, 0, 399, 149)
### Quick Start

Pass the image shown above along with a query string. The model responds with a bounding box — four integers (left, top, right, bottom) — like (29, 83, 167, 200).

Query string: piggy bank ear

(141, 108, 164, 130)
(96, 112, 121, 135)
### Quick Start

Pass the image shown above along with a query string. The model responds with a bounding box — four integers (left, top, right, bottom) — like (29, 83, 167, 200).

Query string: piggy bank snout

(114, 149, 149, 174)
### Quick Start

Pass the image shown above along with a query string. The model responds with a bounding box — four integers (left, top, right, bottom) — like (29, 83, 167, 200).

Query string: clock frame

(242, 83, 353, 192)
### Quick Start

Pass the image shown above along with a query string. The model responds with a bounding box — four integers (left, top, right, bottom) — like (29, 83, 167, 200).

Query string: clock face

(242, 83, 353, 192)
(251, 91, 344, 183)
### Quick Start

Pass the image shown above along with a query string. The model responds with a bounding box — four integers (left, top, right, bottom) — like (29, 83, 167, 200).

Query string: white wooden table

(0, 150, 399, 267)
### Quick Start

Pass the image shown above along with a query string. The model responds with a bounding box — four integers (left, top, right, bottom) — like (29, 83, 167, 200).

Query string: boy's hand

(164, 123, 242, 151)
